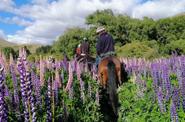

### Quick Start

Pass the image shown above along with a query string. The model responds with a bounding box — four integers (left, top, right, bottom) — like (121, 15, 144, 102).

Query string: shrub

(116, 41, 160, 59)
(163, 39, 185, 55)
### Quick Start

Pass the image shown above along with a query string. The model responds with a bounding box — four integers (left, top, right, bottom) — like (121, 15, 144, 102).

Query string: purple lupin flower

(169, 55, 177, 74)
(177, 57, 185, 110)
(151, 63, 160, 93)
(172, 87, 180, 109)
(17, 57, 29, 122)
(55, 61, 61, 69)
(26, 71, 37, 122)
(61, 70, 64, 88)
(170, 101, 178, 122)
(0, 65, 8, 122)
(62, 55, 69, 71)
(46, 77, 52, 122)
(10, 65, 19, 105)
(157, 87, 166, 113)
(181, 81, 185, 111)
(31, 70, 37, 92)
(4, 85, 9, 97)
(136, 74, 146, 98)
(53, 78, 59, 105)
(31, 96, 37, 122)
(26, 72, 32, 101)
(161, 64, 171, 101)
(23, 101, 29, 122)
(32, 72, 41, 106)
(176, 62, 182, 89)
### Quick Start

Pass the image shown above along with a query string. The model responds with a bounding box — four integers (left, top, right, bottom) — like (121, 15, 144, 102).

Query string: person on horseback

(81, 37, 90, 57)
(75, 43, 81, 60)
(95, 26, 115, 70)
(95, 27, 120, 121)
(75, 37, 90, 62)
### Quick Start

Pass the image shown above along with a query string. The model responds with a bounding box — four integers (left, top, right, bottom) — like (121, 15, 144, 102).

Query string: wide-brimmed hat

(96, 26, 105, 34)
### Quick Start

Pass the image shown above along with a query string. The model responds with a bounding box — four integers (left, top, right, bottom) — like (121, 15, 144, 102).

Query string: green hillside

(0, 39, 42, 53)
(0, 39, 17, 48)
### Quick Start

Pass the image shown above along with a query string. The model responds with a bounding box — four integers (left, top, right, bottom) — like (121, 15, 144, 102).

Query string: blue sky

(0, 11, 24, 35)
(0, 0, 185, 44)
(0, 0, 33, 34)
(14, 0, 31, 6)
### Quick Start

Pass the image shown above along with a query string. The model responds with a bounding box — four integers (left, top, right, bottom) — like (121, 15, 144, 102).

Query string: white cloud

(5, 0, 139, 44)
(0, 16, 33, 26)
(0, 0, 185, 44)
(132, 0, 185, 19)
(0, 0, 15, 12)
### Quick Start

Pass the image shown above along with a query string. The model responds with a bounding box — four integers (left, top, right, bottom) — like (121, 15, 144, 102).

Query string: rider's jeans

(95, 56, 101, 70)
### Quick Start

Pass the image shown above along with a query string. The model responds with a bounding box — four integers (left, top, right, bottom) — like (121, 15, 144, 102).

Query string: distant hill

(0, 39, 42, 53)
(0, 39, 17, 48)
(13, 44, 42, 53)
(172, 12, 185, 18)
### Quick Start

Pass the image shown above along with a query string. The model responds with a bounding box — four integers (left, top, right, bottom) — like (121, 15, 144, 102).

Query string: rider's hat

(96, 26, 105, 34)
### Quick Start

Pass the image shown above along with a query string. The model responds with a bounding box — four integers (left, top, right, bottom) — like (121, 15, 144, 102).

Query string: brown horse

(98, 56, 124, 120)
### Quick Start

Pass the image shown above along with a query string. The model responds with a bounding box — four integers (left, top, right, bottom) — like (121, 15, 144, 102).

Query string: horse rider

(75, 43, 81, 59)
(95, 26, 115, 70)
(75, 37, 90, 62)
(80, 37, 90, 57)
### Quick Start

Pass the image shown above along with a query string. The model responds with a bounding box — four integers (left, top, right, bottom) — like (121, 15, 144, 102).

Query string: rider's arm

(96, 38, 101, 55)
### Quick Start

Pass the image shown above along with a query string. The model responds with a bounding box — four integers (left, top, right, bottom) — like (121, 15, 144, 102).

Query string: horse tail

(107, 60, 118, 117)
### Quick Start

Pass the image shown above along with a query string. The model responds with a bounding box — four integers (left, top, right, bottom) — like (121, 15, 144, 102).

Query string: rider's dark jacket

(81, 41, 90, 55)
(96, 32, 115, 56)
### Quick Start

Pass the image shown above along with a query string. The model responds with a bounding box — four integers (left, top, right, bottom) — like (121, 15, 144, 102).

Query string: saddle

(99, 51, 116, 63)
(77, 54, 95, 64)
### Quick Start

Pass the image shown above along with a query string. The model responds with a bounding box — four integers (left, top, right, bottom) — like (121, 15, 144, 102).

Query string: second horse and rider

(75, 26, 115, 72)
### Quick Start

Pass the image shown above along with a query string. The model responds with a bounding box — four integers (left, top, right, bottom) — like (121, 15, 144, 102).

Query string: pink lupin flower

(0, 52, 7, 74)
(40, 56, 45, 86)
(55, 69, 61, 88)
(65, 62, 73, 92)
(76, 62, 85, 102)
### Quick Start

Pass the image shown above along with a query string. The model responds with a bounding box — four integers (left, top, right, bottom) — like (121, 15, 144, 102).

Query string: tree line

(3, 9, 185, 60)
